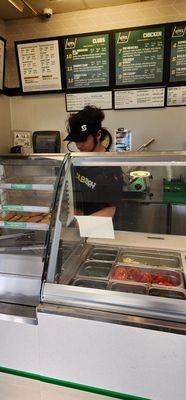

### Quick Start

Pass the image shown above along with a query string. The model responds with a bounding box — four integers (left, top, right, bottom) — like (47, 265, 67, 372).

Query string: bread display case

(0, 153, 67, 306)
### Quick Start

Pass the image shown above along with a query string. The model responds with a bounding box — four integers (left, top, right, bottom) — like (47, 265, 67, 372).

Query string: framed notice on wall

(65, 91, 112, 111)
(114, 87, 165, 109)
(167, 86, 186, 106)
(64, 33, 110, 90)
(0, 37, 5, 91)
(169, 24, 186, 83)
(115, 26, 165, 86)
(16, 38, 62, 93)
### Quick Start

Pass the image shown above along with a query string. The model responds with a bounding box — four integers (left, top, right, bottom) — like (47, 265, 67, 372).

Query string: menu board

(0, 38, 5, 90)
(167, 86, 186, 106)
(66, 91, 112, 111)
(17, 40, 62, 92)
(114, 87, 165, 109)
(64, 34, 109, 89)
(170, 25, 186, 82)
(115, 27, 165, 86)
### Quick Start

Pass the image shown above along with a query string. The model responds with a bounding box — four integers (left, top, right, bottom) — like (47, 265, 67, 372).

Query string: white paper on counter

(75, 216, 115, 239)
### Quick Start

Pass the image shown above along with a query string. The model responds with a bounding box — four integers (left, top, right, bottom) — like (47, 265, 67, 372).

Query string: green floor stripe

(0, 366, 150, 400)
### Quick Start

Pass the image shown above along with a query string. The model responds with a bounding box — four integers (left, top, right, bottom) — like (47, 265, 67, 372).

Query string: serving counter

(0, 152, 186, 400)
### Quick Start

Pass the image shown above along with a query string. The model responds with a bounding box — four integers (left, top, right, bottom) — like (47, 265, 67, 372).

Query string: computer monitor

(32, 131, 61, 153)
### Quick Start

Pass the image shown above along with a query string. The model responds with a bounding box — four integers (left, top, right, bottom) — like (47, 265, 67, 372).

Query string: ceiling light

(8, 0, 24, 12)
(22, 0, 38, 15)
(8, 0, 38, 15)
(130, 170, 151, 178)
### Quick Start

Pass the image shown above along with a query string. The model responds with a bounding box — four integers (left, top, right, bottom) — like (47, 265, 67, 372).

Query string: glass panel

(46, 154, 186, 316)
(0, 155, 64, 306)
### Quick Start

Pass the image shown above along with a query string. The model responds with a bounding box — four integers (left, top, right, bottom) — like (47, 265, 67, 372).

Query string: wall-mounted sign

(16, 39, 62, 92)
(0, 37, 5, 91)
(115, 27, 165, 86)
(65, 91, 112, 111)
(167, 86, 186, 106)
(13, 130, 32, 147)
(170, 24, 186, 82)
(64, 34, 110, 89)
(114, 87, 165, 109)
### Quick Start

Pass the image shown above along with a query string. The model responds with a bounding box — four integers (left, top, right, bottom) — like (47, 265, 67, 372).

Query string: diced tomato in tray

(112, 266, 180, 287)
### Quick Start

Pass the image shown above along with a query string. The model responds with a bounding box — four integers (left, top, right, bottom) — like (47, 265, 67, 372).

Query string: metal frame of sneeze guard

(46, 154, 72, 283)
(70, 151, 186, 167)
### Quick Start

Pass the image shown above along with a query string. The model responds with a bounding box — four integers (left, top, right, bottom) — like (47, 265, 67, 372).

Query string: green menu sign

(115, 27, 165, 85)
(64, 34, 109, 89)
(170, 25, 186, 82)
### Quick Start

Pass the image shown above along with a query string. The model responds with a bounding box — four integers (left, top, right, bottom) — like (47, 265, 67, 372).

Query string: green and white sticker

(2, 205, 24, 211)
(11, 183, 32, 190)
(4, 221, 27, 228)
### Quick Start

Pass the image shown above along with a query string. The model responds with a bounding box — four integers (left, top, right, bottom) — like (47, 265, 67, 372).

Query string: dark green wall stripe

(0, 366, 151, 400)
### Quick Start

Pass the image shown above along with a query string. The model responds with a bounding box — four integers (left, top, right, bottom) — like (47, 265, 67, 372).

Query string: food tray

(0, 211, 50, 224)
(0, 189, 53, 209)
(110, 282, 147, 295)
(73, 279, 107, 289)
(89, 247, 118, 262)
(149, 287, 186, 300)
(118, 249, 181, 269)
(111, 265, 184, 288)
(77, 261, 112, 279)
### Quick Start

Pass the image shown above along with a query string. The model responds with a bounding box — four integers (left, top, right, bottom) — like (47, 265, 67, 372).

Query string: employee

(64, 105, 123, 222)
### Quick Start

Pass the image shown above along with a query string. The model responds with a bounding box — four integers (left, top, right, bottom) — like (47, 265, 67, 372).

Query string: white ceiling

(0, 0, 151, 20)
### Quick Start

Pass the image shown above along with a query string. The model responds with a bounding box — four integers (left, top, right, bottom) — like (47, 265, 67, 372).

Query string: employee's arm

(91, 206, 116, 218)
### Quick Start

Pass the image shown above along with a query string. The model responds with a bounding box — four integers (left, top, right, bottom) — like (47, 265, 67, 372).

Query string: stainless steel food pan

(89, 247, 118, 262)
(118, 249, 181, 269)
(77, 261, 112, 279)
(110, 264, 184, 288)
(110, 282, 147, 295)
(150, 268, 183, 288)
(149, 287, 186, 300)
(73, 279, 107, 289)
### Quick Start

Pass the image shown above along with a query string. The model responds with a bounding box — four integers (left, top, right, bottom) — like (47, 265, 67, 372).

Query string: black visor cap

(64, 122, 101, 142)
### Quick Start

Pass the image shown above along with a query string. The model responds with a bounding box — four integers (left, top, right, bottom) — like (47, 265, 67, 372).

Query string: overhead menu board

(65, 91, 112, 111)
(170, 24, 186, 82)
(167, 86, 186, 106)
(114, 87, 165, 109)
(16, 39, 62, 92)
(0, 37, 5, 91)
(115, 26, 165, 86)
(64, 34, 110, 89)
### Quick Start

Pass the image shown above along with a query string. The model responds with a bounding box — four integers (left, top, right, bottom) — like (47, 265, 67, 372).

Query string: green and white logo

(117, 31, 131, 44)
(65, 38, 77, 49)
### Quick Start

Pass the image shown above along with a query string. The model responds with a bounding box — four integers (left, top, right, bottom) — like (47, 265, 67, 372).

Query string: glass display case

(0, 152, 186, 400)
(0, 152, 186, 326)
(0, 154, 67, 306)
(43, 152, 186, 329)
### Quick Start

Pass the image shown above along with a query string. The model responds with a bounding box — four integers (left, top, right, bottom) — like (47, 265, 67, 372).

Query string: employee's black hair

(67, 105, 112, 150)
(68, 105, 104, 128)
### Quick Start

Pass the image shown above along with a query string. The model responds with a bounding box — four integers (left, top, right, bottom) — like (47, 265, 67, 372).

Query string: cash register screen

(33, 131, 61, 153)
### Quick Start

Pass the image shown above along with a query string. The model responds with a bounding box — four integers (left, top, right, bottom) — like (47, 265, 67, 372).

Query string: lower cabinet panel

(0, 372, 144, 400)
